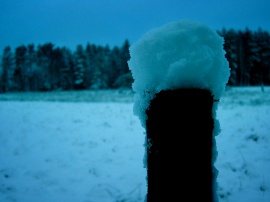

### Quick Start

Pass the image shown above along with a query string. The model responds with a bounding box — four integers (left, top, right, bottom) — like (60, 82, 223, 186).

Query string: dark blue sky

(1, 0, 270, 52)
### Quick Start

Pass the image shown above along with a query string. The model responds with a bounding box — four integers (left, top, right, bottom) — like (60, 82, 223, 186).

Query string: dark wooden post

(146, 88, 215, 202)
(127, 20, 230, 202)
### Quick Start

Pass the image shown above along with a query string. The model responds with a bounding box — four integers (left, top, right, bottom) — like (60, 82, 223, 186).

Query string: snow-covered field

(0, 87, 269, 202)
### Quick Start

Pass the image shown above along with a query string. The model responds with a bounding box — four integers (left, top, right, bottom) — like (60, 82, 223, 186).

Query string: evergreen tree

(238, 28, 256, 85)
(25, 44, 37, 91)
(107, 46, 122, 88)
(107, 40, 132, 88)
(50, 47, 64, 90)
(100, 44, 112, 88)
(61, 47, 74, 90)
(90, 45, 109, 89)
(119, 39, 131, 75)
(252, 28, 270, 87)
(219, 28, 240, 86)
(36, 43, 55, 91)
(0, 46, 13, 92)
(14, 45, 27, 91)
(85, 43, 95, 88)
(74, 44, 87, 89)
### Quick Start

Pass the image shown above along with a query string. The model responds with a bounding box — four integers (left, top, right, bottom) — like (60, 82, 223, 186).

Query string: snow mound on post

(128, 20, 230, 127)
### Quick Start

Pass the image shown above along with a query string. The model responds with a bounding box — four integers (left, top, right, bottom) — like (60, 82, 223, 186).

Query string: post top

(128, 20, 230, 127)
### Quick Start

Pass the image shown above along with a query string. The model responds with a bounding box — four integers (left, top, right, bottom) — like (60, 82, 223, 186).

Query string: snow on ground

(0, 87, 269, 202)
(216, 87, 270, 202)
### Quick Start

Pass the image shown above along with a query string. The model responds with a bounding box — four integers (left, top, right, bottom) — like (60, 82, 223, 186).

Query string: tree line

(0, 40, 132, 92)
(1, 28, 270, 93)
(218, 28, 270, 86)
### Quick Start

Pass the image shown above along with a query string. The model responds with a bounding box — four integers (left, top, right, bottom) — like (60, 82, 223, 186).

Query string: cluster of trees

(0, 40, 132, 93)
(1, 28, 270, 93)
(219, 28, 270, 86)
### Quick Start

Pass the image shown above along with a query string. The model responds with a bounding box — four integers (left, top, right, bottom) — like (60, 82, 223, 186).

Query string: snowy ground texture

(0, 87, 269, 202)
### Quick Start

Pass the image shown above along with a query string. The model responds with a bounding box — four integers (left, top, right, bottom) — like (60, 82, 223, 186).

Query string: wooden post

(128, 20, 230, 202)
(145, 88, 214, 202)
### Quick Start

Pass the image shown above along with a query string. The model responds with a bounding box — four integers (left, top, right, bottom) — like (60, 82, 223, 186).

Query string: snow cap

(128, 20, 230, 127)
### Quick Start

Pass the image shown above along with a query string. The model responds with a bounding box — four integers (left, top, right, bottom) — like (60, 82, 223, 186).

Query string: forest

(1, 28, 270, 93)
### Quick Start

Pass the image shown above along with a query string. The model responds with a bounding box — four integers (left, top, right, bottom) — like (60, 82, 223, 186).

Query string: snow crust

(128, 20, 230, 127)
(0, 87, 270, 202)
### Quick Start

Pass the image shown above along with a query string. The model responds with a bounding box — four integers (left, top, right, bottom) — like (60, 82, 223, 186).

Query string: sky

(1, 0, 270, 52)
